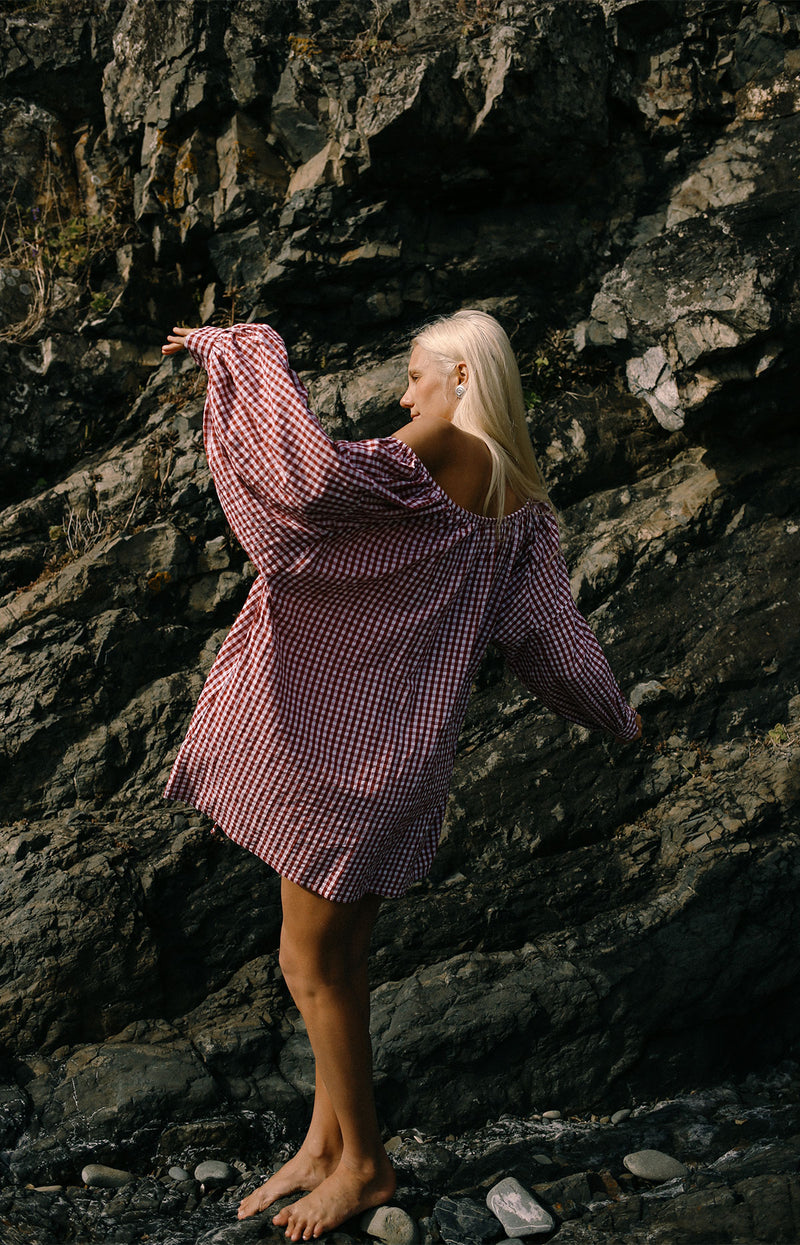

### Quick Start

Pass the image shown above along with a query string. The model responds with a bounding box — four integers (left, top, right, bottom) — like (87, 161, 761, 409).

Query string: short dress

(164, 324, 638, 902)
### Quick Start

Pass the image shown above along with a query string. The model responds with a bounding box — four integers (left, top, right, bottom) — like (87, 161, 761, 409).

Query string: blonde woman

(161, 311, 641, 1242)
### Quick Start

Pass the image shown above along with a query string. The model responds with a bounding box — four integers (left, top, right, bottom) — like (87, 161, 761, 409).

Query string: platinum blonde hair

(412, 309, 552, 518)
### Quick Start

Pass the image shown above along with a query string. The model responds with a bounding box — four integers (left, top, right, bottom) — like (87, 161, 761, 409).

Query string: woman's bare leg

(238, 1067, 342, 1215)
(239, 878, 395, 1236)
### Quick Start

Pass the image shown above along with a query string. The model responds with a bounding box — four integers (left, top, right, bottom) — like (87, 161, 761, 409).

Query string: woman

(161, 311, 641, 1242)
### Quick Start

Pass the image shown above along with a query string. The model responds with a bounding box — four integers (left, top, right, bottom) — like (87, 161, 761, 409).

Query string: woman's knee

(278, 929, 352, 997)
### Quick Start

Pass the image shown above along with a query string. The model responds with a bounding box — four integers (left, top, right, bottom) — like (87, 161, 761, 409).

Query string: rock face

(0, 2, 799, 1240)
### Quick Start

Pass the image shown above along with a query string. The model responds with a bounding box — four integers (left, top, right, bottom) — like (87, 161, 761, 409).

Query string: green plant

(0, 151, 131, 343)
(89, 291, 112, 316)
(520, 328, 576, 406)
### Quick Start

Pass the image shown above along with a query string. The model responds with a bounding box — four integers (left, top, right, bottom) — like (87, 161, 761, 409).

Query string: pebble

(81, 1163, 135, 1189)
(433, 1195, 500, 1245)
(193, 1159, 238, 1188)
(611, 1109, 631, 1125)
(531, 1154, 553, 1166)
(360, 1204, 419, 1244)
(486, 1177, 555, 1236)
(542, 1110, 561, 1120)
(168, 1165, 191, 1181)
(623, 1149, 689, 1182)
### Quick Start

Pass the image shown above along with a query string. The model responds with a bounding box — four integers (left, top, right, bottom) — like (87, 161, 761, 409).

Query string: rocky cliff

(1, 1, 799, 1241)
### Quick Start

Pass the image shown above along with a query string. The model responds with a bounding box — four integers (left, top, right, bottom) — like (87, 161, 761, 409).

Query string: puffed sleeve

(493, 507, 639, 741)
(185, 323, 345, 575)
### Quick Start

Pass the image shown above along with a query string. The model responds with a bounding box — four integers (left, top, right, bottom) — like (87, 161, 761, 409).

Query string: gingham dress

(164, 323, 638, 901)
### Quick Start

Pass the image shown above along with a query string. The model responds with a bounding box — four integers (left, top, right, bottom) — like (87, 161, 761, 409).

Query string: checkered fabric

(164, 324, 638, 901)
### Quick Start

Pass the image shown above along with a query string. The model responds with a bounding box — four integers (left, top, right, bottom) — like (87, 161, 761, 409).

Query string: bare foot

(237, 1146, 340, 1220)
(272, 1154, 396, 1240)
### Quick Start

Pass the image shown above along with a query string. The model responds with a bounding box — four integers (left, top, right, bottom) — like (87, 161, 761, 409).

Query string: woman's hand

(162, 326, 195, 356)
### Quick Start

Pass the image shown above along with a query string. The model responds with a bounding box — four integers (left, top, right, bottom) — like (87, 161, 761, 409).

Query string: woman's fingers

(161, 326, 196, 355)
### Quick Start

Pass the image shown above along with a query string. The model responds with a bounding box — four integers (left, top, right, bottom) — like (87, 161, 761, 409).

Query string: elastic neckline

(392, 438, 537, 525)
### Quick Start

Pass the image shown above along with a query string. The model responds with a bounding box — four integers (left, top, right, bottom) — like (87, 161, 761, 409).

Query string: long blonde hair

(412, 309, 552, 518)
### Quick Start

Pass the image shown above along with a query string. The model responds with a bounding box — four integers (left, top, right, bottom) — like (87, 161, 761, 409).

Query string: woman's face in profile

(399, 345, 457, 424)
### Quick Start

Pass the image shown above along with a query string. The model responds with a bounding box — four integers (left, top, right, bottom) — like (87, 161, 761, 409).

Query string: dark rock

(433, 1195, 503, 1245)
(0, 4, 799, 1244)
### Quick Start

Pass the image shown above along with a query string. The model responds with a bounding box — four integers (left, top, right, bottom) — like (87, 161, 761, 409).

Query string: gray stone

(360, 1203, 419, 1244)
(611, 1108, 632, 1125)
(433, 1195, 501, 1245)
(623, 1149, 689, 1182)
(194, 1159, 238, 1188)
(541, 1110, 561, 1120)
(486, 1178, 555, 1237)
(81, 1163, 135, 1188)
(168, 1165, 191, 1181)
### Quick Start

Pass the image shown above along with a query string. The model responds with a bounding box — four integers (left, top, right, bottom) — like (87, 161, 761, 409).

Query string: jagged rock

(0, 5, 798, 1243)
(434, 1195, 502, 1245)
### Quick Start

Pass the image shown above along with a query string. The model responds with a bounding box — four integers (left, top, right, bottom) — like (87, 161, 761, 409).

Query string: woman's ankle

(301, 1132, 343, 1163)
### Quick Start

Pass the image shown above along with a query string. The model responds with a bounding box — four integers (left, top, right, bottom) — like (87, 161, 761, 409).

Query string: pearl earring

(455, 383, 466, 399)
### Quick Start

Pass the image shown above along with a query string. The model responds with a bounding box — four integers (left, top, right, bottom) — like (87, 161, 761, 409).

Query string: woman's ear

(456, 361, 469, 385)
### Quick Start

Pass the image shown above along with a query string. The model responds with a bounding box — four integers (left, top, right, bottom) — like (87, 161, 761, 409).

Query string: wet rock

(531, 1172, 593, 1223)
(623, 1149, 689, 1182)
(486, 1177, 554, 1236)
(194, 1160, 238, 1189)
(434, 1195, 502, 1245)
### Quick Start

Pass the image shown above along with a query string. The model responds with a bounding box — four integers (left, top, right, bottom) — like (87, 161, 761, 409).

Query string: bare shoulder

(392, 416, 485, 474)
(392, 415, 455, 469)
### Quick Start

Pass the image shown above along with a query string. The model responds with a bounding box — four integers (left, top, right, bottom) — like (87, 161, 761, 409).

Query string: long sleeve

(186, 323, 344, 575)
(493, 507, 639, 741)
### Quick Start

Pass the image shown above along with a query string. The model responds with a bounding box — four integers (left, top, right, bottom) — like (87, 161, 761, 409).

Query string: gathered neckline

(393, 438, 537, 525)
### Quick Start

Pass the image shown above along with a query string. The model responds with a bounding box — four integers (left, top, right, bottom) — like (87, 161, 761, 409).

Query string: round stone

(81, 1163, 135, 1189)
(360, 1204, 419, 1244)
(542, 1110, 561, 1120)
(193, 1159, 237, 1188)
(623, 1149, 688, 1182)
(168, 1165, 191, 1181)
(611, 1109, 632, 1125)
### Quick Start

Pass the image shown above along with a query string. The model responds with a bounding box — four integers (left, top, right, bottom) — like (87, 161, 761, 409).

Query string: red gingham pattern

(164, 324, 638, 901)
